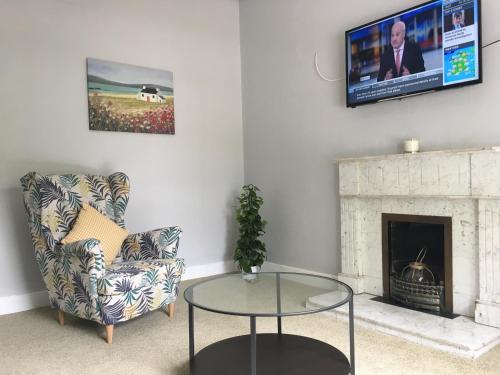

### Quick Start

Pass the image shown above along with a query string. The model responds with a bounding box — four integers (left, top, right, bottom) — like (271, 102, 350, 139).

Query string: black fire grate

(390, 274, 444, 312)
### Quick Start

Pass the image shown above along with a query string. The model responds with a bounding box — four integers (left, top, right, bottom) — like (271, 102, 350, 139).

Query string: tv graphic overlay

(345, 0, 481, 107)
(444, 42, 476, 83)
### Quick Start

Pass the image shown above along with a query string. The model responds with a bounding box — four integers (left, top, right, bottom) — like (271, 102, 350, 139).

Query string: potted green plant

(234, 184, 267, 279)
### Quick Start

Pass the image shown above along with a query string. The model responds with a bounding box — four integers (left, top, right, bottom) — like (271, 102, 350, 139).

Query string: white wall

(239, 0, 500, 274)
(0, 0, 243, 299)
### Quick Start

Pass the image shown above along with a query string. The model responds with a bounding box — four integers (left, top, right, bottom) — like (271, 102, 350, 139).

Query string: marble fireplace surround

(337, 147, 500, 328)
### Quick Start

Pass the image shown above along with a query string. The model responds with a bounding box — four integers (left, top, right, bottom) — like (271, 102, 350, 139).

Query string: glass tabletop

(183, 272, 352, 317)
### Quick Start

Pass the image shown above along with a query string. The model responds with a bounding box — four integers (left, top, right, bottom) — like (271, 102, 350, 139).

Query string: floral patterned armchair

(20, 172, 184, 343)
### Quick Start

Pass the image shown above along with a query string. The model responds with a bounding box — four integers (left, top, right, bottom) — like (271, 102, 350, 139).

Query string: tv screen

(345, 0, 482, 107)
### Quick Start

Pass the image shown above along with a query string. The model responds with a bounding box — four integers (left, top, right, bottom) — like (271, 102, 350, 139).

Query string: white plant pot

(242, 265, 261, 281)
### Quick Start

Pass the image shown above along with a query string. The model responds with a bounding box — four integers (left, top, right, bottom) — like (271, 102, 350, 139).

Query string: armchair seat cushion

(97, 258, 185, 296)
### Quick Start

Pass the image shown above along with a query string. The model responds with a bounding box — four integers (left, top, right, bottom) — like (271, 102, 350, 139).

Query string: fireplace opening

(381, 214, 453, 315)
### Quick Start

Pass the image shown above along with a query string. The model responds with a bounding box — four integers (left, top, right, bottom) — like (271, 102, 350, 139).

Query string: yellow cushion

(61, 203, 128, 266)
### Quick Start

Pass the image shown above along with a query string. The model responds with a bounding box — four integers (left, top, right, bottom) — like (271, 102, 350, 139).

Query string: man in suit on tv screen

(452, 11, 465, 29)
(377, 21, 425, 82)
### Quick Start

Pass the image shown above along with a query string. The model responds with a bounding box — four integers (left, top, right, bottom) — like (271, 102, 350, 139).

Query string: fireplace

(337, 148, 500, 327)
(382, 214, 453, 314)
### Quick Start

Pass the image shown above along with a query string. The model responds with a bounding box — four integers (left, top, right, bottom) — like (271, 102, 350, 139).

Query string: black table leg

(250, 316, 256, 375)
(189, 304, 194, 362)
(276, 273, 282, 335)
(349, 297, 355, 375)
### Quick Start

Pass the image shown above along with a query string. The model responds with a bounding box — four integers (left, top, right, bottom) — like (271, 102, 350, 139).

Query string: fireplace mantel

(338, 147, 500, 328)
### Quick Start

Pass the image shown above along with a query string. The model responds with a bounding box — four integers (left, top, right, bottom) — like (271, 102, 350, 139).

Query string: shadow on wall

(224, 187, 240, 263)
(5, 186, 45, 293)
(333, 166, 342, 271)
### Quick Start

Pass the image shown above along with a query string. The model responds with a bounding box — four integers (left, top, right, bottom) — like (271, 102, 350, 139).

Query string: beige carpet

(1, 277, 499, 375)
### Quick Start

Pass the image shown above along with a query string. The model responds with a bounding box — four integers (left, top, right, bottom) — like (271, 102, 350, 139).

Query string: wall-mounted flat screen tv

(345, 0, 482, 107)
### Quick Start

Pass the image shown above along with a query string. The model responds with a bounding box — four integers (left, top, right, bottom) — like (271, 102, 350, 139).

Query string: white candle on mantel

(404, 138, 420, 153)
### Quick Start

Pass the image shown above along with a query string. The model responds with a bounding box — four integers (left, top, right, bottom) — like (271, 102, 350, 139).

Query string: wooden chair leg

(167, 303, 175, 318)
(105, 325, 114, 344)
(58, 310, 64, 326)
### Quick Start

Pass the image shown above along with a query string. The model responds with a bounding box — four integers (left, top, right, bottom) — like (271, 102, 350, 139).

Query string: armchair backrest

(20, 172, 130, 254)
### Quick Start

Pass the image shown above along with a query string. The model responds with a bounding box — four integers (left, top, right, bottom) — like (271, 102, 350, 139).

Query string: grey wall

(0, 0, 243, 297)
(239, 0, 500, 274)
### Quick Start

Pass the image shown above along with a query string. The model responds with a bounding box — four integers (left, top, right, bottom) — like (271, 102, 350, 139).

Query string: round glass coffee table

(184, 272, 354, 375)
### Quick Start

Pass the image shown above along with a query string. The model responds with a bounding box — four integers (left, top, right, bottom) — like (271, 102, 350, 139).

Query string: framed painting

(87, 58, 175, 134)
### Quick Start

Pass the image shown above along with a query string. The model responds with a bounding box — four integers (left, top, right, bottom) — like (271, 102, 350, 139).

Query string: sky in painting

(87, 58, 173, 88)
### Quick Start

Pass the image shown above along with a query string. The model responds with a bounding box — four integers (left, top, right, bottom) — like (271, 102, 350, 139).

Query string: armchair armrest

(51, 239, 105, 323)
(57, 239, 106, 279)
(121, 226, 182, 261)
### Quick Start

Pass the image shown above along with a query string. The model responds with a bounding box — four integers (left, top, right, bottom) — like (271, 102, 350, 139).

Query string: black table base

(189, 333, 351, 375)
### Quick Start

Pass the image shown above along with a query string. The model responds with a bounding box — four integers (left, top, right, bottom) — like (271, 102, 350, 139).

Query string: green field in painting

(89, 93, 173, 114)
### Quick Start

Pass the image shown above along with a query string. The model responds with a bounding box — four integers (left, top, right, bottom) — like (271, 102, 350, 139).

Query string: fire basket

(390, 247, 444, 312)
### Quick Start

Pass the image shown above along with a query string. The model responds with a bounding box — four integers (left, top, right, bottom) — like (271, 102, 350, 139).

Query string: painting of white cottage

(87, 58, 175, 134)
(137, 86, 166, 103)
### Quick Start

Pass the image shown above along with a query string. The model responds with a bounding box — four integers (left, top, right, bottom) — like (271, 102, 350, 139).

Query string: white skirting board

(262, 262, 337, 279)
(0, 261, 335, 316)
(0, 291, 49, 316)
(182, 260, 236, 281)
(0, 260, 236, 316)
